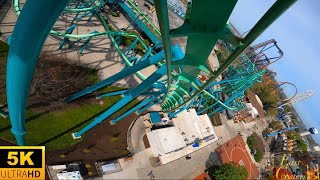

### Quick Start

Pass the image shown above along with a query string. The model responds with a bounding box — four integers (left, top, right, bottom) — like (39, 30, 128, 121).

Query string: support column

(110, 91, 162, 124)
(65, 50, 165, 102)
(168, 106, 186, 119)
(66, 44, 183, 102)
(6, 0, 70, 145)
(136, 97, 163, 114)
(73, 65, 167, 138)
(97, 90, 128, 98)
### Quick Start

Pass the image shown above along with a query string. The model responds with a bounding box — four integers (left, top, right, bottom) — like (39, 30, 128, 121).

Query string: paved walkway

(103, 141, 221, 179)
(129, 115, 148, 153)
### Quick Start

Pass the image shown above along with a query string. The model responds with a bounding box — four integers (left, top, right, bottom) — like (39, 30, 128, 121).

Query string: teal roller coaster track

(5, 0, 296, 145)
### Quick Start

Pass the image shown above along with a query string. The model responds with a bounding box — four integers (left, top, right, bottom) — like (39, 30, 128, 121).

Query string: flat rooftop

(173, 109, 217, 144)
(147, 126, 186, 157)
(146, 109, 218, 164)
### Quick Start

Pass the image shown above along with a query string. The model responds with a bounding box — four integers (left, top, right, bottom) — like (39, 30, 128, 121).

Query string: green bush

(119, 30, 150, 56)
(206, 162, 248, 180)
(254, 149, 263, 162)
(286, 130, 300, 140)
(273, 124, 283, 131)
(296, 139, 307, 152)
(262, 128, 271, 137)
(109, 137, 119, 143)
(247, 137, 253, 149)
(83, 148, 91, 153)
(122, 149, 129, 155)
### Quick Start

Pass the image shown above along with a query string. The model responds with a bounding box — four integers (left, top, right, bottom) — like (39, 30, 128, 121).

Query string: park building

(145, 109, 219, 165)
(46, 162, 87, 180)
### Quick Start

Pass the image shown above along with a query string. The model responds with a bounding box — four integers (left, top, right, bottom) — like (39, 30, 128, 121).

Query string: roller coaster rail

(5, 0, 297, 145)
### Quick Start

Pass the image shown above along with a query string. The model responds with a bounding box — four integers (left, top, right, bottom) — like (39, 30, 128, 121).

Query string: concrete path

(129, 115, 148, 153)
(103, 140, 222, 179)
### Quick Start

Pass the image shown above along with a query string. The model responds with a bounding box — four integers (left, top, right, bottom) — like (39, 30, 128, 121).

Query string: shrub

(206, 162, 248, 180)
(122, 149, 129, 155)
(109, 137, 119, 143)
(262, 128, 271, 136)
(254, 149, 263, 162)
(296, 139, 307, 152)
(83, 148, 91, 153)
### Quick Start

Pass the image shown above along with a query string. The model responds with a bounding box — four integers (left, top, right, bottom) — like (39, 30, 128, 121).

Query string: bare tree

(30, 52, 98, 110)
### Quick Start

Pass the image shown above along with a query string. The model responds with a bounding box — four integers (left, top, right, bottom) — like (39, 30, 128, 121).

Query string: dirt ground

(0, 112, 138, 178)
(45, 113, 138, 177)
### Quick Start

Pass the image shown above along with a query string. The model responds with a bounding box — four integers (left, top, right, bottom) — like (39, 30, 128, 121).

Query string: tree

(273, 124, 283, 131)
(269, 120, 282, 129)
(296, 139, 307, 152)
(206, 162, 248, 180)
(249, 81, 278, 116)
(262, 128, 272, 137)
(29, 52, 99, 110)
(286, 130, 300, 140)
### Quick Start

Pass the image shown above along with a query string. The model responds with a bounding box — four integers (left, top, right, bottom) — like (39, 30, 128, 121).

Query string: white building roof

(146, 127, 186, 157)
(146, 109, 218, 164)
(250, 107, 259, 117)
(173, 109, 216, 143)
(101, 163, 117, 173)
(57, 171, 83, 180)
(51, 165, 67, 170)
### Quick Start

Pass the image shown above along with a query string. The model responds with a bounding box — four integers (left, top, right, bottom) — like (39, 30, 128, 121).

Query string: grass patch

(120, 30, 149, 56)
(0, 88, 139, 151)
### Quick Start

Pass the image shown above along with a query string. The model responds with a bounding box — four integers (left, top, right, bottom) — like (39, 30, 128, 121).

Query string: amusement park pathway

(129, 114, 148, 154)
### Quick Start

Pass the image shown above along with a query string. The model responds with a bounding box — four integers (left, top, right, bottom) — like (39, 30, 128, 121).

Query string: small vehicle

(134, 0, 138, 6)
